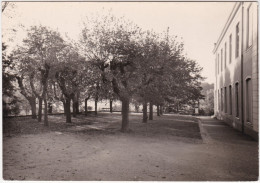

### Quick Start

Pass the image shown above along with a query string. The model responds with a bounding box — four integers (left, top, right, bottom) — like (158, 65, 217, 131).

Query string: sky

(2, 2, 235, 84)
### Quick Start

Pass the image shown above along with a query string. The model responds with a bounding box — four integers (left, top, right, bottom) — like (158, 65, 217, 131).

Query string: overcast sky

(2, 2, 235, 84)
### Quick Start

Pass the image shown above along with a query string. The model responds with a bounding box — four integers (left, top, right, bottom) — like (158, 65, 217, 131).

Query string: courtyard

(3, 113, 258, 181)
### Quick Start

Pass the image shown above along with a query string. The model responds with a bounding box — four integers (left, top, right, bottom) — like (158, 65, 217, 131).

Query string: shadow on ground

(3, 113, 201, 141)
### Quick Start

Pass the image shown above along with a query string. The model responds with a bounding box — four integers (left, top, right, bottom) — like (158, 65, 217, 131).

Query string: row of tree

(3, 13, 204, 132)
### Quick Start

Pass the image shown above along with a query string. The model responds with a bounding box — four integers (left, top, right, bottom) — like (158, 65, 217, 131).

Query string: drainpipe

(241, 2, 244, 133)
(215, 49, 218, 118)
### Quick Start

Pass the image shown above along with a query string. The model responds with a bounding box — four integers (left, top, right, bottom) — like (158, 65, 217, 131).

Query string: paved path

(198, 116, 257, 144)
(196, 116, 258, 181)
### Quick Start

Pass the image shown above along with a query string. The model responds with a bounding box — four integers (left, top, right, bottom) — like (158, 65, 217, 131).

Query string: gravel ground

(2, 113, 258, 181)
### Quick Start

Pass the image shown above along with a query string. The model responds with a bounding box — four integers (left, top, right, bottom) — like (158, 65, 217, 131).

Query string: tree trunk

(47, 103, 53, 114)
(29, 97, 37, 119)
(38, 98, 42, 122)
(160, 105, 163, 115)
(65, 98, 71, 123)
(72, 99, 76, 117)
(110, 99, 113, 113)
(16, 76, 37, 119)
(43, 97, 48, 126)
(135, 104, 139, 112)
(121, 97, 130, 132)
(76, 92, 80, 114)
(39, 63, 50, 123)
(149, 102, 153, 120)
(143, 102, 148, 123)
(75, 101, 79, 114)
(157, 104, 160, 116)
(85, 98, 88, 116)
(62, 101, 66, 116)
(95, 99, 98, 115)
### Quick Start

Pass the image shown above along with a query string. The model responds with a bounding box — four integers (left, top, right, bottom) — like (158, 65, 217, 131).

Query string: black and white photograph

(2, 1, 259, 181)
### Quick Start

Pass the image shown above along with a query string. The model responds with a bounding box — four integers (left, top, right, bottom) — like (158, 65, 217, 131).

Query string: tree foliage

(8, 12, 204, 132)
(13, 26, 66, 125)
(2, 43, 20, 117)
(80, 14, 204, 130)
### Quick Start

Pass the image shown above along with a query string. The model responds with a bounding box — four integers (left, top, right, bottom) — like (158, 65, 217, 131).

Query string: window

(215, 57, 217, 75)
(229, 34, 232, 63)
(229, 85, 232, 115)
(218, 90, 220, 110)
(246, 78, 252, 122)
(236, 23, 240, 58)
(247, 5, 252, 47)
(221, 49, 223, 72)
(235, 83, 239, 117)
(224, 87, 227, 113)
(221, 88, 223, 111)
(224, 43, 227, 69)
(215, 90, 217, 108)
(217, 54, 219, 74)
(215, 55, 218, 75)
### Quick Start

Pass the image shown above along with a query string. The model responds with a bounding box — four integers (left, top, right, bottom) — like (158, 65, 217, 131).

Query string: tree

(72, 91, 80, 116)
(55, 44, 90, 123)
(16, 75, 37, 118)
(14, 25, 66, 126)
(14, 48, 44, 121)
(133, 30, 162, 122)
(80, 13, 204, 130)
(84, 94, 91, 116)
(81, 14, 143, 132)
(2, 2, 9, 12)
(133, 28, 188, 121)
(48, 78, 66, 114)
(2, 43, 20, 117)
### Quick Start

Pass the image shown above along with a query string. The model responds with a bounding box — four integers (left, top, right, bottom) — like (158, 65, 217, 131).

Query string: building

(213, 2, 258, 140)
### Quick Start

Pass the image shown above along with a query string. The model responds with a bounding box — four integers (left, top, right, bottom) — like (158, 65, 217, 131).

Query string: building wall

(213, 2, 258, 139)
(250, 2, 259, 132)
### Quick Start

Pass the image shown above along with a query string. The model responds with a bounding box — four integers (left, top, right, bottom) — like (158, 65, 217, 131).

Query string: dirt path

(3, 114, 258, 181)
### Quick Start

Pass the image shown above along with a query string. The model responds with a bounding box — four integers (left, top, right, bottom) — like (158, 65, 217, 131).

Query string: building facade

(213, 2, 258, 139)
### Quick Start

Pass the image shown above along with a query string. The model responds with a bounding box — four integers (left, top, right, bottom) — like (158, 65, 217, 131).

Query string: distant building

(213, 2, 258, 139)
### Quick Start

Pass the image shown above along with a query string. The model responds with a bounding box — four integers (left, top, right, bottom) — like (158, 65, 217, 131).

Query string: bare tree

(2, 2, 9, 12)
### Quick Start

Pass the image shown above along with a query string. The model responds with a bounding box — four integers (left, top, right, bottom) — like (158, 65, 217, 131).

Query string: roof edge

(213, 2, 242, 54)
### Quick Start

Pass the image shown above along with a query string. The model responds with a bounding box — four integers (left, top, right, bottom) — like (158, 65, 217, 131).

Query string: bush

(3, 100, 20, 117)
